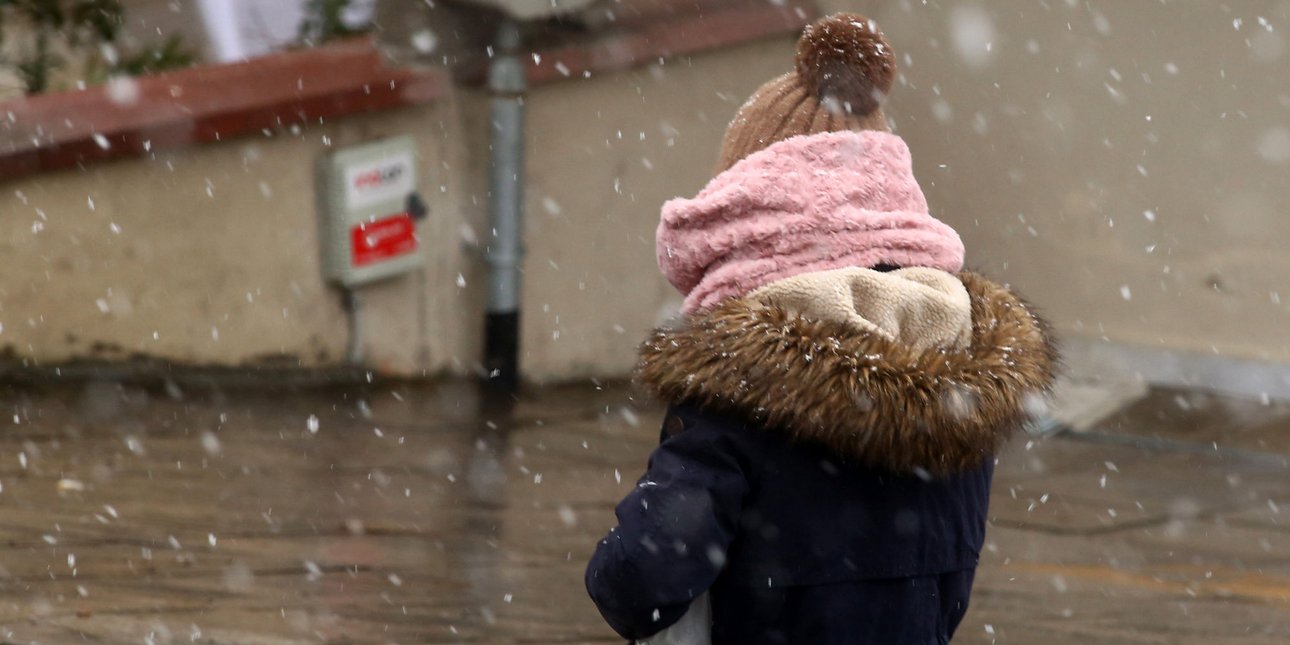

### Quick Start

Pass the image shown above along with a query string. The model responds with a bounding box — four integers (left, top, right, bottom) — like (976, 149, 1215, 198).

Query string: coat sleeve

(585, 406, 754, 640)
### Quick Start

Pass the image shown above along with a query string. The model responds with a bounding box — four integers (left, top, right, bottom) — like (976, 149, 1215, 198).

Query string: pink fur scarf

(657, 130, 965, 313)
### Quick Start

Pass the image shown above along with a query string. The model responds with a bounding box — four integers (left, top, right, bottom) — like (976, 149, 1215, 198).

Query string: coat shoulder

(661, 403, 770, 451)
(664, 403, 748, 434)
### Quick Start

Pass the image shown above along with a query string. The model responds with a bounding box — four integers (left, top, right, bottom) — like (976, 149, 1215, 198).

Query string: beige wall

(858, 0, 1290, 363)
(0, 93, 489, 376)
(524, 0, 1290, 377)
(3, 1, 1290, 381)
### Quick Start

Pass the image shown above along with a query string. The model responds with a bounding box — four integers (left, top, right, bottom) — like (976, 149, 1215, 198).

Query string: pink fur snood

(657, 130, 965, 313)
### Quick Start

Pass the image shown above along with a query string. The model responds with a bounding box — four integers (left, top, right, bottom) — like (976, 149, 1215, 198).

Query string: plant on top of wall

(0, 0, 194, 96)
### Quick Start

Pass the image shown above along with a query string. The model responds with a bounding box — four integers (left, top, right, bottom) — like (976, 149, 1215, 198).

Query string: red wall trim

(0, 1, 814, 181)
(0, 38, 449, 181)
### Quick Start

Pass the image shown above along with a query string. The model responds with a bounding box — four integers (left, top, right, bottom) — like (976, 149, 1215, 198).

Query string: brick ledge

(0, 38, 449, 181)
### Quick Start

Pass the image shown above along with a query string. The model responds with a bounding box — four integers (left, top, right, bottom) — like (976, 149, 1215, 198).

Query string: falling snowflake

(949, 6, 997, 68)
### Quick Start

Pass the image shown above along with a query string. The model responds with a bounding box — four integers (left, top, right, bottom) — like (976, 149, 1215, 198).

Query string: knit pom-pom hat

(715, 12, 897, 173)
(657, 13, 966, 313)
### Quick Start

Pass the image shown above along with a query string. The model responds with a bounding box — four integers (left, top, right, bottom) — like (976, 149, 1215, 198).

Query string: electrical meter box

(317, 136, 423, 287)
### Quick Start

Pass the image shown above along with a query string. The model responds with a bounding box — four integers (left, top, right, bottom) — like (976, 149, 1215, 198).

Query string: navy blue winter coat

(586, 272, 1057, 644)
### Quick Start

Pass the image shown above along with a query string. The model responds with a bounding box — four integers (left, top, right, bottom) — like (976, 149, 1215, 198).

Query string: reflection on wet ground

(0, 380, 1287, 643)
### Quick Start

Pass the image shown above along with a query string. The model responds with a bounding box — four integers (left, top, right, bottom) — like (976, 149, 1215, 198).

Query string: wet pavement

(0, 380, 1288, 643)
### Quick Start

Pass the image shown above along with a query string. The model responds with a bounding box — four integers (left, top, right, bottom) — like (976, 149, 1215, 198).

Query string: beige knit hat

(715, 13, 897, 173)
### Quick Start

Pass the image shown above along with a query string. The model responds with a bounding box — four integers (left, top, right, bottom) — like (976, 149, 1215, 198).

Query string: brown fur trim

(636, 272, 1059, 475)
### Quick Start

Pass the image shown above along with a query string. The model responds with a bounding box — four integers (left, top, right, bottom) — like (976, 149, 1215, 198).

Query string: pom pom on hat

(796, 13, 896, 117)
(714, 13, 898, 173)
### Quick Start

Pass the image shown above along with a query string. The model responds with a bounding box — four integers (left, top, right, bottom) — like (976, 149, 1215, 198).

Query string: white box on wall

(316, 135, 423, 287)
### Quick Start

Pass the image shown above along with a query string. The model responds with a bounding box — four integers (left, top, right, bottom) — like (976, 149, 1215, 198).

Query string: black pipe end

(483, 311, 520, 395)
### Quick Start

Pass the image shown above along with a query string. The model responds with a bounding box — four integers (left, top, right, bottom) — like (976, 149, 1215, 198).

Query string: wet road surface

(0, 380, 1287, 643)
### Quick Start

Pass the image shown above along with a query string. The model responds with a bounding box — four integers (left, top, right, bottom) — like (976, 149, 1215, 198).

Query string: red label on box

(350, 213, 417, 267)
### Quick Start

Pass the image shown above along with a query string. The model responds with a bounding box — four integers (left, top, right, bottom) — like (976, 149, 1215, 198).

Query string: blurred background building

(0, 0, 1286, 401)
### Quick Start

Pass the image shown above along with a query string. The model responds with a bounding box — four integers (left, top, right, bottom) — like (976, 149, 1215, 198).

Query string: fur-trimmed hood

(636, 272, 1058, 475)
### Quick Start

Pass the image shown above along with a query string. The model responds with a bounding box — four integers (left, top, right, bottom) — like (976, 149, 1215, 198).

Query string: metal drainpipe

(483, 19, 526, 394)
